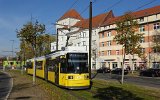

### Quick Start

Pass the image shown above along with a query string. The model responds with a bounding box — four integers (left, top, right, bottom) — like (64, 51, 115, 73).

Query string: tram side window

(60, 58, 67, 73)
(36, 61, 43, 70)
(26, 62, 33, 68)
(47, 59, 56, 72)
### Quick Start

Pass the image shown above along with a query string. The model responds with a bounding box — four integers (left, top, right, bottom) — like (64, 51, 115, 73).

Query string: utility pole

(10, 40, 15, 59)
(21, 39, 25, 75)
(89, 0, 92, 79)
(33, 36, 37, 85)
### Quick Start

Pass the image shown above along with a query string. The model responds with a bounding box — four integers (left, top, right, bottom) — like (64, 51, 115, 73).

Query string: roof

(58, 9, 83, 21)
(101, 16, 121, 26)
(131, 5, 160, 18)
(73, 10, 114, 29)
(101, 5, 160, 26)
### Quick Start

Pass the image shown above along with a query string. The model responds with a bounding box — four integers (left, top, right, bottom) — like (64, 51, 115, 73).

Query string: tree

(17, 21, 56, 59)
(17, 21, 45, 57)
(114, 12, 143, 84)
(36, 34, 55, 56)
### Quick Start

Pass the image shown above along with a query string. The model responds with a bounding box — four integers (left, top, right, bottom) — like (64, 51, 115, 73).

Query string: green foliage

(17, 21, 56, 59)
(17, 21, 45, 49)
(114, 12, 143, 57)
(36, 34, 56, 56)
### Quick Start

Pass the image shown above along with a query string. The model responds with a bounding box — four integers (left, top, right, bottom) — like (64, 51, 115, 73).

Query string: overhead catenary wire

(55, 0, 80, 23)
(97, 0, 124, 28)
(98, 0, 158, 28)
(62, 0, 98, 29)
(54, 0, 158, 35)
(74, 0, 123, 30)
(133, 0, 157, 12)
(47, 0, 80, 34)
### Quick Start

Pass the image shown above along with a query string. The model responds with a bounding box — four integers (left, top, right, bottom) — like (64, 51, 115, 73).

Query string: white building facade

(53, 9, 114, 70)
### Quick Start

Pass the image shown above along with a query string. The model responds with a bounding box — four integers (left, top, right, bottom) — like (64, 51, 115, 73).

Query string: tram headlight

(68, 76, 73, 79)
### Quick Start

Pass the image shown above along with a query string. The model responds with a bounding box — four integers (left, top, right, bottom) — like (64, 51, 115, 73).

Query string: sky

(0, 0, 160, 57)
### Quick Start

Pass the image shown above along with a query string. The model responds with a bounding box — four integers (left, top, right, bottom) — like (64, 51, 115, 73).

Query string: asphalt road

(0, 71, 12, 100)
(93, 73, 160, 88)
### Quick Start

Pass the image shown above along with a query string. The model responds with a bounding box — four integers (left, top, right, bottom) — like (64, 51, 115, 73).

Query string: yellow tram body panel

(59, 73, 90, 87)
(48, 71, 55, 83)
(35, 59, 45, 78)
(27, 68, 33, 75)
(36, 69, 44, 78)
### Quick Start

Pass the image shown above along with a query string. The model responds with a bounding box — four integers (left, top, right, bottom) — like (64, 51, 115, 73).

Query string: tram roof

(47, 46, 88, 59)
(26, 46, 88, 60)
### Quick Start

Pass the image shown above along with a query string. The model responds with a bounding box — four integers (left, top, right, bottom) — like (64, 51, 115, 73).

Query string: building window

(139, 17, 144, 22)
(156, 14, 158, 20)
(101, 51, 104, 56)
(92, 40, 96, 45)
(93, 30, 96, 36)
(83, 32, 86, 37)
(77, 34, 79, 39)
(52, 46, 55, 50)
(102, 42, 104, 47)
(140, 37, 145, 43)
(107, 50, 111, 55)
(116, 50, 120, 55)
(80, 32, 82, 38)
(153, 48, 158, 53)
(107, 32, 111, 37)
(140, 25, 145, 32)
(154, 23, 160, 30)
(107, 41, 111, 46)
(82, 41, 86, 46)
(77, 42, 80, 46)
(61, 37, 63, 41)
(102, 33, 104, 38)
(141, 48, 145, 53)
(112, 63, 117, 68)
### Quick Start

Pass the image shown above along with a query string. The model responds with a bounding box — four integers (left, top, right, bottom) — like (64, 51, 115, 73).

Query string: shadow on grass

(15, 96, 32, 99)
(12, 82, 44, 92)
(93, 86, 143, 100)
(12, 83, 32, 92)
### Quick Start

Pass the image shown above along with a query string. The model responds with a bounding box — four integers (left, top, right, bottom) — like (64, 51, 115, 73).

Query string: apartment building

(53, 9, 114, 69)
(98, 5, 160, 70)
(55, 9, 83, 50)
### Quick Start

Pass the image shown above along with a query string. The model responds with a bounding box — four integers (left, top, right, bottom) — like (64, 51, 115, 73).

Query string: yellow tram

(26, 47, 90, 89)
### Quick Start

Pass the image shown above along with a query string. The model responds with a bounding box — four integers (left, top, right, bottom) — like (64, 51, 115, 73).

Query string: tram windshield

(66, 53, 88, 73)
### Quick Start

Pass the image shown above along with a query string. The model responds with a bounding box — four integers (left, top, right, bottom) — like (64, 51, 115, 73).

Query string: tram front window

(67, 53, 88, 73)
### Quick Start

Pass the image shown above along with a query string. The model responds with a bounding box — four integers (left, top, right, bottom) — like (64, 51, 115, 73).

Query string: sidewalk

(7, 70, 52, 100)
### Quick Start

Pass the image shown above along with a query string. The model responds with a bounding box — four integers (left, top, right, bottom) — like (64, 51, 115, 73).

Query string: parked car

(97, 67, 111, 73)
(139, 68, 160, 77)
(111, 68, 129, 75)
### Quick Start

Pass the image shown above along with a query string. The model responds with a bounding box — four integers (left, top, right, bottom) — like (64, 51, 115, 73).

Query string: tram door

(55, 63, 59, 84)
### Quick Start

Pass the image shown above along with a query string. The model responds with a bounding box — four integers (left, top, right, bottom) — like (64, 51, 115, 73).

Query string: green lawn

(8, 70, 160, 100)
